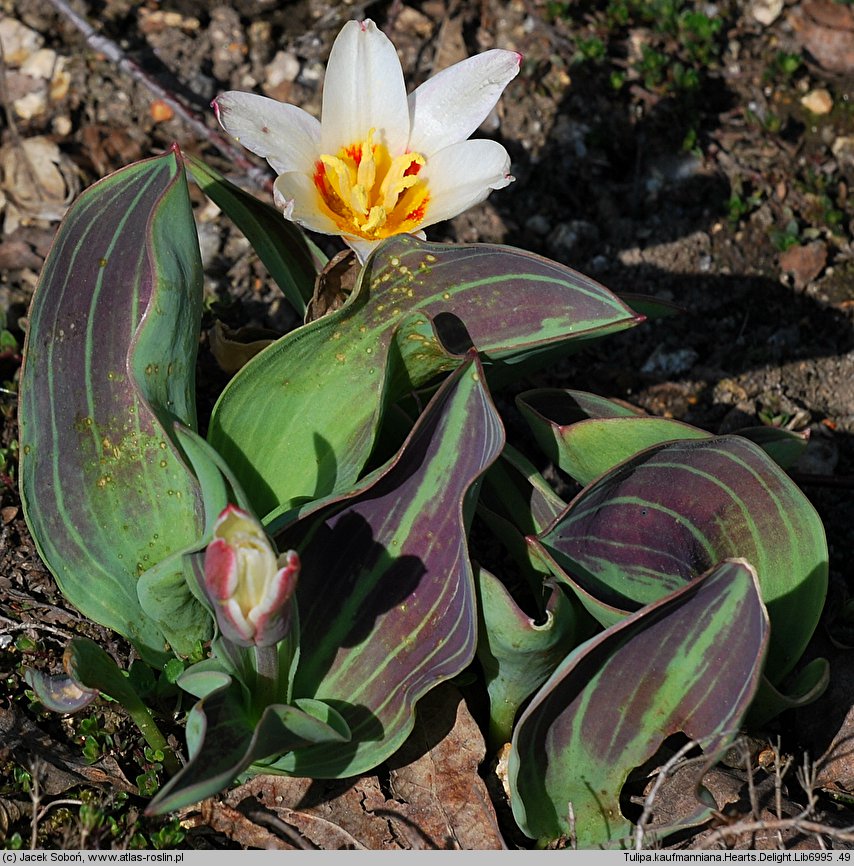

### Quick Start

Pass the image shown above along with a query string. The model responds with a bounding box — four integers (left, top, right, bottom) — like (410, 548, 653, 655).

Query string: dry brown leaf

(305, 249, 358, 324)
(208, 320, 278, 374)
(382, 684, 505, 849)
(0, 137, 79, 230)
(790, 0, 854, 74)
(431, 16, 467, 76)
(0, 705, 136, 796)
(779, 241, 827, 290)
(0, 796, 27, 842)
(78, 125, 145, 178)
(220, 776, 398, 850)
(195, 800, 292, 850)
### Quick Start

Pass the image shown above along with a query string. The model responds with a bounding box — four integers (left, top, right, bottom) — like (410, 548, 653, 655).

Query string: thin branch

(0, 615, 79, 644)
(703, 814, 854, 848)
(634, 738, 712, 850)
(43, 0, 274, 193)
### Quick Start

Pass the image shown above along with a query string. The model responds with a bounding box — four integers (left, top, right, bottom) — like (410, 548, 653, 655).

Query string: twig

(0, 615, 78, 645)
(566, 802, 577, 851)
(634, 737, 710, 850)
(703, 813, 854, 847)
(43, 0, 274, 194)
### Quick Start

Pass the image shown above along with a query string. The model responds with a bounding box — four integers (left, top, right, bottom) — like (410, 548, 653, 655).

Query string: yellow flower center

(313, 129, 429, 241)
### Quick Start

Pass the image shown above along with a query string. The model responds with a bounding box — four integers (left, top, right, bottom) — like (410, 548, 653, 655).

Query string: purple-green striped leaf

(18, 148, 207, 660)
(509, 559, 768, 846)
(208, 235, 640, 517)
(261, 354, 504, 777)
(533, 435, 827, 683)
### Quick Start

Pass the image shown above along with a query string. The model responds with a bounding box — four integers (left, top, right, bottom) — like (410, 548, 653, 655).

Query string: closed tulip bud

(204, 505, 299, 647)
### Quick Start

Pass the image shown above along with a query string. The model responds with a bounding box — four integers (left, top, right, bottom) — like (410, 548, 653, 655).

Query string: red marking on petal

(343, 144, 362, 166)
(404, 160, 421, 177)
(213, 503, 245, 533)
(204, 540, 238, 600)
(405, 202, 427, 222)
(313, 161, 328, 194)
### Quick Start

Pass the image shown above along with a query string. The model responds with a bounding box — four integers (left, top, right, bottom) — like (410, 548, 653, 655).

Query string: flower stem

(252, 644, 281, 711)
(121, 693, 182, 776)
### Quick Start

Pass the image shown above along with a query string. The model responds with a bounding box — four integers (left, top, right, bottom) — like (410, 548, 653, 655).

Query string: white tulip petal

(420, 139, 513, 228)
(214, 91, 321, 174)
(320, 20, 410, 155)
(407, 49, 521, 156)
(346, 237, 382, 262)
(274, 171, 344, 236)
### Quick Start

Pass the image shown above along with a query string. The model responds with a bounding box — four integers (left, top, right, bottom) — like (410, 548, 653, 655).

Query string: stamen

(313, 133, 430, 241)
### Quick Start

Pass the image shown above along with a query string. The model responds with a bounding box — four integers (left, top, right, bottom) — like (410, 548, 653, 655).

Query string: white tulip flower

(213, 19, 521, 261)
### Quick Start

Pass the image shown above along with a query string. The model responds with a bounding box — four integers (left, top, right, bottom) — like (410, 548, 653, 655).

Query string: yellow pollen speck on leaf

(313, 129, 429, 241)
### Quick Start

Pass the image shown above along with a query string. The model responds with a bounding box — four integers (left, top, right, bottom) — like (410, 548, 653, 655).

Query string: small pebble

(265, 51, 300, 88)
(801, 88, 833, 115)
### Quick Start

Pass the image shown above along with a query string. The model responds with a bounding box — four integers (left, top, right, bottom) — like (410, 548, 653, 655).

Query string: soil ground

(1, 0, 854, 850)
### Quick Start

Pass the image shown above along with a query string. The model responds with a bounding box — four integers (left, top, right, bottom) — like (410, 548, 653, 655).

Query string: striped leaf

(207, 235, 640, 517)
(260, 354, 504, 777)
(509, 559, 768, 846)
(533, 435, 827, 683)
(18, 148, 207, 661)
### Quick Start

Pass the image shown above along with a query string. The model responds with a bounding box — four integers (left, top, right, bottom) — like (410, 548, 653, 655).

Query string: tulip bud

(203, 505, 299, 647)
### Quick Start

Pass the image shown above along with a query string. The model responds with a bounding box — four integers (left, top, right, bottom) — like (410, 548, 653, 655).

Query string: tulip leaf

(18, 148, 207, 662)
(518, 388, 710, 486)
(146, 677, 350, 815)
(737, 425, 809, 470)
(533, 435, 827, 684)
(519, 389, 810, 480)
(509, 559, 769, 847)
(475, 565, 579, 748)
(26, 638, 177, 770)
(260, 354, 504, 777)
(749, 658, 830, 727)
(481, 444, 567, 535)
(24, 669, 98, 714)
(208, 235, 640, 516)
(185, 154, 321, 315)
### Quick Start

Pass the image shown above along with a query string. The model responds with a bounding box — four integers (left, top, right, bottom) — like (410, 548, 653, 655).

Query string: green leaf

(533, 435, 827, 684)
(146, 677, 349, 815)
(263, 354, 504, 777)
(518, 388, 710, 486)
(26, 638, 177, 772)
(737, 425, 809, 470)
(185, 154, 321, 315)
(475, 565, 580, 748)
(749, 658, 829, 726)
(509, 559, 768, 846)
(18, 148, 207, 662)
(208, 235, 641, 517)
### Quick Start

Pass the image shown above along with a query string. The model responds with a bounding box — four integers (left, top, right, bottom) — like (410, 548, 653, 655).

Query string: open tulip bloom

(213, 19, 521, 261)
